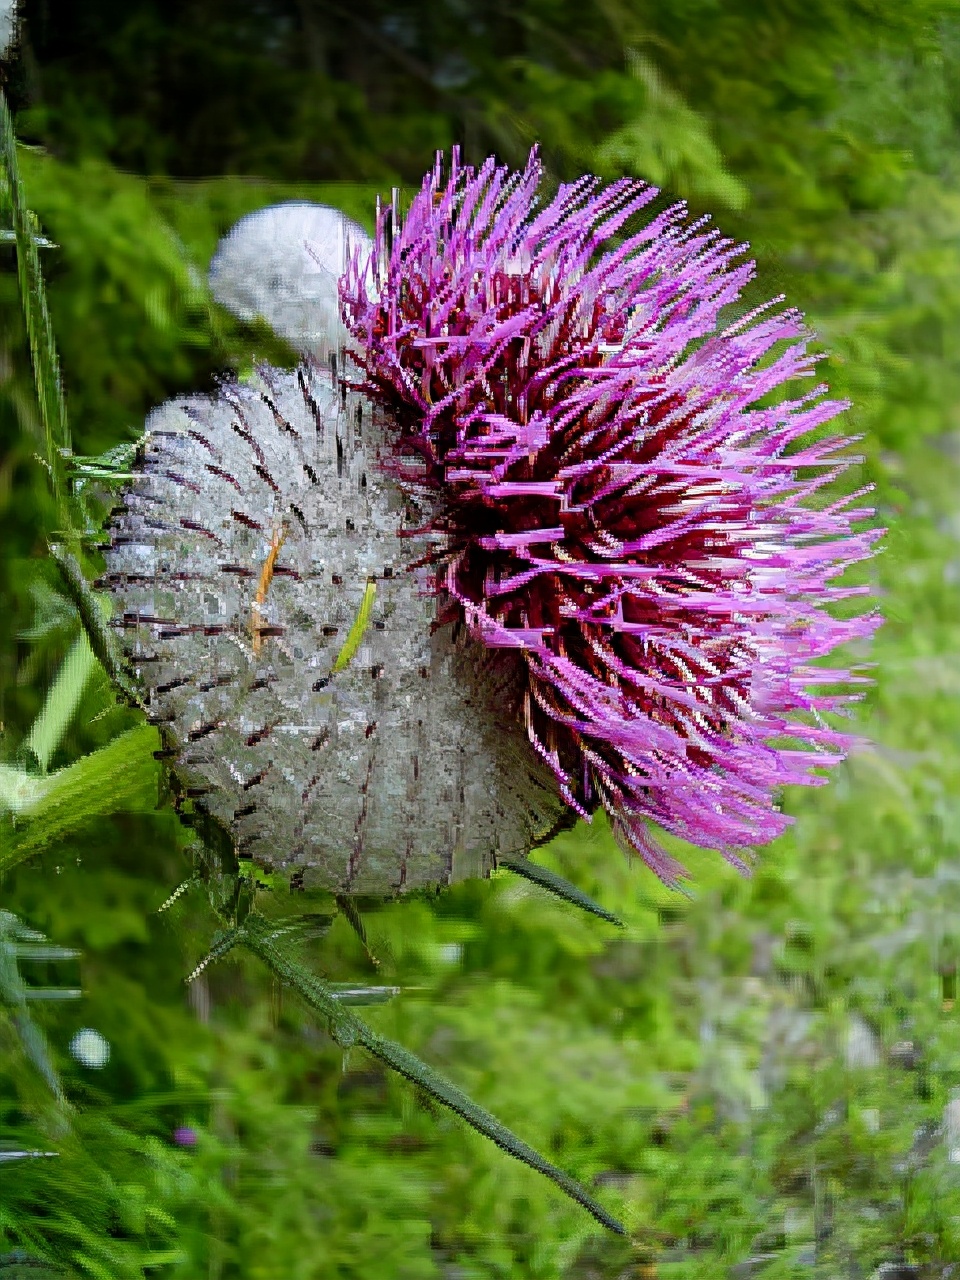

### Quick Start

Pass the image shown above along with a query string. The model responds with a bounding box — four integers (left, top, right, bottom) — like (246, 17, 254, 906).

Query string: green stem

(0, 90, 72, 538)
(49, 545, 143, 711)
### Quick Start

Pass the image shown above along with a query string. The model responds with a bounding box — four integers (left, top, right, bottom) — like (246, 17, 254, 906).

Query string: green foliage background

(2, 1, 960, 1275)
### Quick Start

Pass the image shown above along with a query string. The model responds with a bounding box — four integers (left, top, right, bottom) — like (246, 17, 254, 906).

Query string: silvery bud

(208, 202, 373, 364)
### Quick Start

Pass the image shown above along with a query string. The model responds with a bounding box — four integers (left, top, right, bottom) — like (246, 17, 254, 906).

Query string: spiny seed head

(340, 147, 882, 883)
(103, 366, 567, 895)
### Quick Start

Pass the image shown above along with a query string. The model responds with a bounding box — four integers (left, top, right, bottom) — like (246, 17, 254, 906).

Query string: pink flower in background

(341, 147, 882, 883)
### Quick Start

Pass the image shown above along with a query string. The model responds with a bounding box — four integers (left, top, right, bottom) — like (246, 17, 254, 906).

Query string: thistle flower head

(340, 148, 882, 881)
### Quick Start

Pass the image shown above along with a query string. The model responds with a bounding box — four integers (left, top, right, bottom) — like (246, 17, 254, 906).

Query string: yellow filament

(251, 523, 288, 654)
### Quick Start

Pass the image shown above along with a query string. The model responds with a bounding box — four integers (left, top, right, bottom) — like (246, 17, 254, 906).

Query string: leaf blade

(0, 723, 161, 874)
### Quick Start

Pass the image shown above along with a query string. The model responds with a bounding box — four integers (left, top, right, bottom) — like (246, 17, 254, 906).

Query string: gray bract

(208, 203, 373, 364)
(103, 365, 566, 894)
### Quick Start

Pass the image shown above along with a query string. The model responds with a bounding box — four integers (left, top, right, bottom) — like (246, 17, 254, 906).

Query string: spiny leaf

(68, 441, 140, 494)
(0, 1150, 59, 1161)
(0, 912, 67, 1100)
(335, 893, 380, 968)
(499, 855, 625, 927)
(238, 911, 626, 1236)
(325, 984, 401, 1006)
(185, 926, 242, 983)
(0, 227, 56, 247)
(156, 878, 199, 913)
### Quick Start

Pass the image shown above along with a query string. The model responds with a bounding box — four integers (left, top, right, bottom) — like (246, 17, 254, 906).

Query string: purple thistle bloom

(340, 147, 882, 883)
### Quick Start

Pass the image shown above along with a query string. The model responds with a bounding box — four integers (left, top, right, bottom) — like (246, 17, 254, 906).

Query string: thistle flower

(340, 148, 881, 883)
(105, 154, 879, 896)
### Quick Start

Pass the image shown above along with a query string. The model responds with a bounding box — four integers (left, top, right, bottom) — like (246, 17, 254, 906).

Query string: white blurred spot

(860, 1107, 881, 1133)
(845, 1014, 881, 1070)
(69, 1027, 111, 1069)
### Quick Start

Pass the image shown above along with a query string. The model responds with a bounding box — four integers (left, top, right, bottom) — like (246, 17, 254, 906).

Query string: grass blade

(25, 632, 98, 774)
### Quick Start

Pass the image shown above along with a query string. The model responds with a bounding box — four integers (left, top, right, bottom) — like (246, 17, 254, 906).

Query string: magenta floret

(340, 147, 882, 883)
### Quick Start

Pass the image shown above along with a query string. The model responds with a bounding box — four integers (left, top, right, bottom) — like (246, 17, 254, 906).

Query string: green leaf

(0, 911, 68, 1100)
(0, 766, 50, 816)
(0, 226, 57, 247)
(67, 441, 141, 491)
(185, 926, 243, 983)
(0, 723, 161, 874)
(49, 546, 144, 710)
(325, 984, 401, 1006)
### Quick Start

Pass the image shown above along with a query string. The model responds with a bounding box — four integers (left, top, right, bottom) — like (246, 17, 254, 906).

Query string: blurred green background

(2, 1, 960, 1276)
